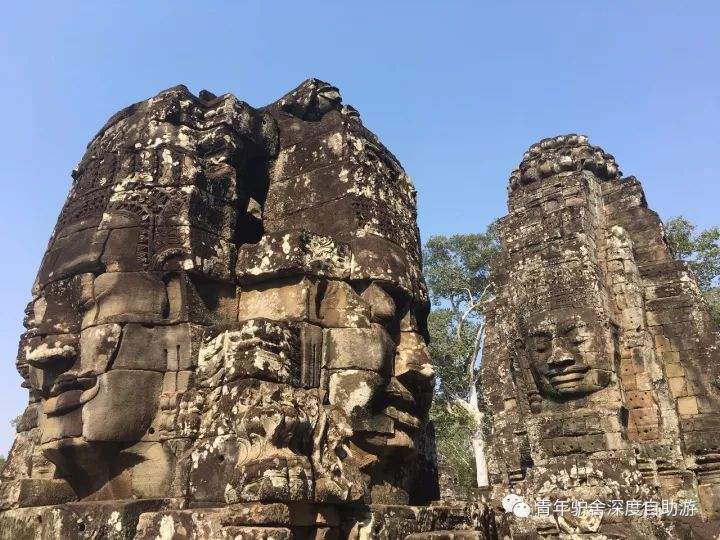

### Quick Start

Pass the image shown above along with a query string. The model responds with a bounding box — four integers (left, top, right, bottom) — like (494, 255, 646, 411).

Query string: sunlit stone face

(334, 318, 435, 459)
(8, 80, 438, 507)
(525, 308, 613, 398)
(24, 279, 88, 445)
(11, 85, 277, 501)
(24, 269, 183, 449)
(214, 242, 436, 504)
(238, 77, 438, 503)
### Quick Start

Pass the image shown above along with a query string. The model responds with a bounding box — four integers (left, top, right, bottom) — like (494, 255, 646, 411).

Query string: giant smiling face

(525, 308, 614, 399)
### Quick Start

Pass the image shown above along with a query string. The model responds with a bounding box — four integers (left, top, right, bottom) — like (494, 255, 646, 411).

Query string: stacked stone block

(0, 80, 491, 539)
(483, 135, 720, 537)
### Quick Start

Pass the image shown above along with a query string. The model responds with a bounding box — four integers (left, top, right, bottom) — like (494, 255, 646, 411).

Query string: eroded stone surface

(0, 80, 488, 539)
(482, 134, 720, 537)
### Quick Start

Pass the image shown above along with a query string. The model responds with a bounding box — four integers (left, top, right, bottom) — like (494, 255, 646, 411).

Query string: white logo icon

(502, 493, 532, 518)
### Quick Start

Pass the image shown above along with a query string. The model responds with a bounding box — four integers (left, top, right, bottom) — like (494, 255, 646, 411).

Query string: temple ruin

(0, 80, 493, 539)
(483, 135, 720, 538)
(0, 83, 719, 539)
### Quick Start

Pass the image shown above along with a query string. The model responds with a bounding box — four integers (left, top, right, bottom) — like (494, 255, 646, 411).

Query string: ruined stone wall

(483, 134, 720, 537)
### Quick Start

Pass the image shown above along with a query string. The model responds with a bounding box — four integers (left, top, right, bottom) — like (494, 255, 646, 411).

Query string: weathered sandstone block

(483, 134, 720, 537)
(0, 79, 489, 539)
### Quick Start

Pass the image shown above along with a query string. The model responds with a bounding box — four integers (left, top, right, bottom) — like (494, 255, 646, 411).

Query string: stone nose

(28, 363, 75, 394)
(546, 347, 576, 371)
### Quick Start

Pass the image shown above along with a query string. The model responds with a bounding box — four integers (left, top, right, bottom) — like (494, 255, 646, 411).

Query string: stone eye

(532, 336, 550, 353)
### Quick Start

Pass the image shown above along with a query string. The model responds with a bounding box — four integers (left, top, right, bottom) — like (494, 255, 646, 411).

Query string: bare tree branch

(463, 287, 475, 305)
(470, 323, 486, 384)
(455, 283, 491, 340)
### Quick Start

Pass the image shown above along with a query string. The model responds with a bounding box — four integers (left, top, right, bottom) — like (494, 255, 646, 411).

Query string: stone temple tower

(0, 80, 494, 539)
(4, 84, 720, 539)
(482, 134, 720, 537)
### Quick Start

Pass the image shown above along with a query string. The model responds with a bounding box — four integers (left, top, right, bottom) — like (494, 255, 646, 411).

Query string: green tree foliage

(424, 226, 500, 402)
(430, 403, 478, 490)
(424, 225, 500, 492)
(664, 216, 720, 323)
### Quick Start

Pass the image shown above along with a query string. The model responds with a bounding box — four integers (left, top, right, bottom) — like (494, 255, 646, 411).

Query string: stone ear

(511, 339, 544, 409)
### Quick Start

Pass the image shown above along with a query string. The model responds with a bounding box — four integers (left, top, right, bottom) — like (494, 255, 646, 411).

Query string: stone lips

(0, 80, 489, 539)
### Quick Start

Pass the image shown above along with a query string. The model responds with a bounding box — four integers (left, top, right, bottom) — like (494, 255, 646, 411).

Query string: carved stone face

(525, 308, 613, 398)
(13, 85, 276, 501)
(324, 296, 435, 459)
(24, 277, 89, 445)
(9, 81, 437, 507)
(221, 234, 435, 503)
(25, 272, 200, 448)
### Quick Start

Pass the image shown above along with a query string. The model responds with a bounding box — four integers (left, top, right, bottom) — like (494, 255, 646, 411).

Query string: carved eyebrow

(528, 330, 552, 338)
(559, 318, 587, 334)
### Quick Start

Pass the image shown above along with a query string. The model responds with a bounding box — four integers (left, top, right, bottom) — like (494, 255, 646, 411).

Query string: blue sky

(0, 1, 718, 454)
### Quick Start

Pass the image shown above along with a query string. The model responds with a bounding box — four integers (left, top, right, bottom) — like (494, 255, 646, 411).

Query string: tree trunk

(472, 434, 489, 487)
(466, 385, 489, 487)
